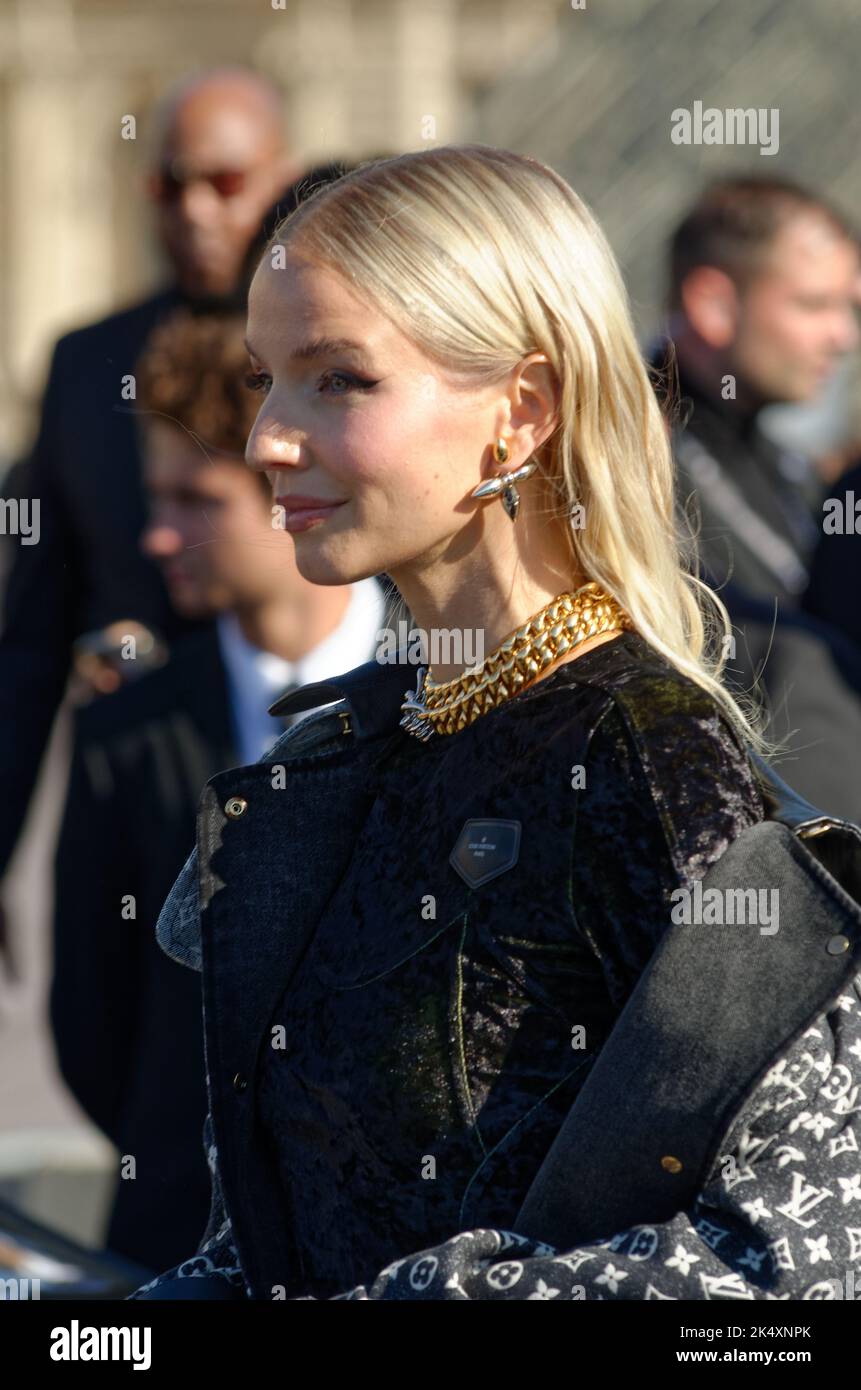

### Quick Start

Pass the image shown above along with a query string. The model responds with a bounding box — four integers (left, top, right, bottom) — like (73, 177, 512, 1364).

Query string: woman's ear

(506, 353, 561, 458)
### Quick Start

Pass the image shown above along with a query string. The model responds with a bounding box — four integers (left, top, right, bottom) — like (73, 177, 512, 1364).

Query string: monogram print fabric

(328, 980, 861, 1300)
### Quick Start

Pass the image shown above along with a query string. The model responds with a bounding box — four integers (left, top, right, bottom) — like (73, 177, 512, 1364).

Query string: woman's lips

(274, 497, 347, 533)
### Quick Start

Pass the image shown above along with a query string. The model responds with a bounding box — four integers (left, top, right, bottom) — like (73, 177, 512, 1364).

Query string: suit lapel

(169, 625, 237, 770)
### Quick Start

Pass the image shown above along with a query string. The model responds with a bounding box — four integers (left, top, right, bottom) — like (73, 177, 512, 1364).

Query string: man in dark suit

(50, 310, 388, 1272)
(803, 454, 861, 652)
(658, 176, 861, 818)
(0, 67, 300, 969)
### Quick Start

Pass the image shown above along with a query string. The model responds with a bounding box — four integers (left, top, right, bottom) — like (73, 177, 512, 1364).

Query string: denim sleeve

(127, 1113, 250, 1300)
(154, 845, 203, 973)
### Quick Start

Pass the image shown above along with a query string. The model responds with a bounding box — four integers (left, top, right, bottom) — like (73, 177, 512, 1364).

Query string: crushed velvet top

(256, 631, 765, 1298)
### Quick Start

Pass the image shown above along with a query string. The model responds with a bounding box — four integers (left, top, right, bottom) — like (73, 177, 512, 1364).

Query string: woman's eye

(244, 368, 377, 397)
(317, 370, 376, 395)
(245, 371, 272, 394)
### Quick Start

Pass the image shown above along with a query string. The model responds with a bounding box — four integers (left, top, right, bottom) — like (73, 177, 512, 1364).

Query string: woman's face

(245, 250, 505, 588)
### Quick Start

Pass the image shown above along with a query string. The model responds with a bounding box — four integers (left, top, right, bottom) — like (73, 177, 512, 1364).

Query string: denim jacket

(131, 646, 861, 1301)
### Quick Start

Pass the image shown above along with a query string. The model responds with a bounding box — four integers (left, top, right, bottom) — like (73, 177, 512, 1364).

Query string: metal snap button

(232, 1072, 248, 1093)
(661, 1155, 683, 1174)
(826, 934, 850, 955)
(225, 796, 248, 819)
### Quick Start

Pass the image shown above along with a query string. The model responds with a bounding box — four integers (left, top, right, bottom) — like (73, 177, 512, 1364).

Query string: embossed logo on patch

(449, 819, 521, 888)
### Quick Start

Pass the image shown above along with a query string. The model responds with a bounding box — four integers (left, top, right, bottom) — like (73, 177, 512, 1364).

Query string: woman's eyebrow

(290, 336, 368, 361)
(243, 335, 369, 363)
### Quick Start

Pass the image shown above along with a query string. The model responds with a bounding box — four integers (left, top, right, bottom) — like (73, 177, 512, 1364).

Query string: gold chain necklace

(399, 581, 634, 740)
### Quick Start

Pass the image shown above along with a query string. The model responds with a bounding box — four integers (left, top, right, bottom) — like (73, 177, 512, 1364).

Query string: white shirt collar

(216, 579, 387, 763)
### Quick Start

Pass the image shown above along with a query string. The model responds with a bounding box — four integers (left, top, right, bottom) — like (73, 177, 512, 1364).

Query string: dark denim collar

(268, 657, 414, 741)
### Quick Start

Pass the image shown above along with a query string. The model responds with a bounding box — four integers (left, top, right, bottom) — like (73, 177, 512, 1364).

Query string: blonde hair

(269, 143, 771, 754)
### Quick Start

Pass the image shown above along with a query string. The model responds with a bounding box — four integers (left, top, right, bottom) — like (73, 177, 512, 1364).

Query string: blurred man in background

(666, 175, 859, 600)
(804, 450, 861, 651)
(50, 309, 387, 1271)
(147, 68, 298, 302)
(661, 176, 861, 818)
(803, 353, 861, 649)
(0, 66, 300, 977)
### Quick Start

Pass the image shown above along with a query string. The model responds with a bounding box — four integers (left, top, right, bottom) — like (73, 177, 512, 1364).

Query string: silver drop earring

(470, 437, 537, 523)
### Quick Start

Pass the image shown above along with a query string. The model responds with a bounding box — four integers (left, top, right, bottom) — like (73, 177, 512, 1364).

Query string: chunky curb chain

(399, 581, 633, 740)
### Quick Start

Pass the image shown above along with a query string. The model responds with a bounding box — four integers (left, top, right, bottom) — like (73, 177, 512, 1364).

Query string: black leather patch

(449, 819, 522, 888)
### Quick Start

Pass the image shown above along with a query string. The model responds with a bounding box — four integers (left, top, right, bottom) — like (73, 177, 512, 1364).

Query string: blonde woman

(130, 145, 861, 1302)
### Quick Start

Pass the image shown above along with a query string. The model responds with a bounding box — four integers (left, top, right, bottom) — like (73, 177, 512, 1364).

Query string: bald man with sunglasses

(146, 69, 298, 300)
(0, 68, 300, 978)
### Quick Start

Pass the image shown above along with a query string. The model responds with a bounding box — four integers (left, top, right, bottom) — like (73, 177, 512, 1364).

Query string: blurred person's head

(147, 67, 300, 299)
(136, 309, 298, 619)
(242, 143, 769, 751)
(669, 176, 860, 408)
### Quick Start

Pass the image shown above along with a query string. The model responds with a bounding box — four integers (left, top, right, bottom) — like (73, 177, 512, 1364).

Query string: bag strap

(747, 748, 861, 905)
(515, 805, 861, 1249)
(674, 429, 810, 595)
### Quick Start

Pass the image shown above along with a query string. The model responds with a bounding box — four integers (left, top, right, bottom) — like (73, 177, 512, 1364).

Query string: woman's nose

(246, 415, 304, 475)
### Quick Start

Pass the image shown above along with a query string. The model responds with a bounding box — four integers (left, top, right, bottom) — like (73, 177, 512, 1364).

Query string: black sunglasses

(151, 166, 250, 202)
